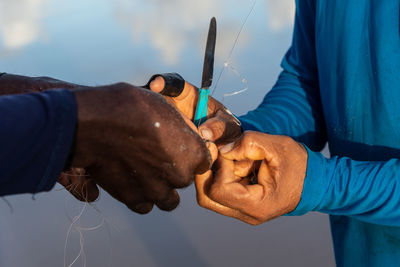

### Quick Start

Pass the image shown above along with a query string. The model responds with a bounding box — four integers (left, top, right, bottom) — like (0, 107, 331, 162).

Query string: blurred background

(0, 0, 335, 266)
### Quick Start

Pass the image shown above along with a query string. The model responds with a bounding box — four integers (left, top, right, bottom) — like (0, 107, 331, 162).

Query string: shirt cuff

(35, 89, 77, 192)
(287, 146, 330, 216)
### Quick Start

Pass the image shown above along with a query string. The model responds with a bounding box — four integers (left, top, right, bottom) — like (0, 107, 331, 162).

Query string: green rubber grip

(194, 88, 210, 125)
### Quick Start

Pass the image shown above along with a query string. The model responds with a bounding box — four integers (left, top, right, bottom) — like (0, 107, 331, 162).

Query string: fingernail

(220, 142, 234, 154)
(200, 128, 213, 140)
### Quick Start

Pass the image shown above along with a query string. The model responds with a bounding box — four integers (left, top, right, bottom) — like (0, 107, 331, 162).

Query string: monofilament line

(196, 0, 257, 128)
(210, 0, 257, 98)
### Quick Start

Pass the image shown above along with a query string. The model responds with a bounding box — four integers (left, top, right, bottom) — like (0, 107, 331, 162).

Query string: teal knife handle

(194, 88, 210, 125)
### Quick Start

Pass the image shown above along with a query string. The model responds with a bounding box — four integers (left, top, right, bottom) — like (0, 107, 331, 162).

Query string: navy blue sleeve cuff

(35, 89, 77, 193)
(0, 89, 77, 196)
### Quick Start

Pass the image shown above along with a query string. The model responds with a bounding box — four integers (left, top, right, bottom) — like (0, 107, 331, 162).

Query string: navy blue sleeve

(239, 0, 327, 151)
(0, 89, 77, 195)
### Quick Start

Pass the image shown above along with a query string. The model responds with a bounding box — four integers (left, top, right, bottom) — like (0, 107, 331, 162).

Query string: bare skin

(197, 131, 307, 225)
(0, 73, 80, 94)
(0, 74, 211, 213)
(150, 75, 308, 224)
(71, 84, 211, 213)
(149, 76, 242, 145)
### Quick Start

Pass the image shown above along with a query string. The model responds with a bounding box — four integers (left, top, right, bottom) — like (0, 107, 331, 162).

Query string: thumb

(219, 136, 265, 162)
(199, 109, 242, 144)
(149, 76, 165, 93)
(148, 73, 188, 99)
(198, 117, 223, 142)
(205, 141, 218, 164)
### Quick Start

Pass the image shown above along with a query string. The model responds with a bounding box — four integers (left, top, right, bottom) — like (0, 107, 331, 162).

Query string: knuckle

(114, 82, 132, 88)
(248, 220, 262, 226)
(242, 131, 255, 144)
(254, 214, 269, 223)
(242, 134, 257, 151)
(197, 195, 208, 208)
(280, 135, 294, 147)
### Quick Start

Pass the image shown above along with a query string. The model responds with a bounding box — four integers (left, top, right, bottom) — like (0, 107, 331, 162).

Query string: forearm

(0, 73, 80, 96)
(239, 70, 327, 150)
(0, 89, 77, 195)
(291, 147, 400, 226)
(239, 0, 326, 151)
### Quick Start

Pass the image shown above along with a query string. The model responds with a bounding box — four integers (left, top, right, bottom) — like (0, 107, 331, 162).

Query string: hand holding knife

(144, 17, 217, 126)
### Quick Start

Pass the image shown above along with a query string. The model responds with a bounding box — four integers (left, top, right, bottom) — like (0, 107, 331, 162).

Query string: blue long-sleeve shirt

(0, 89, 77, 195)
(239, 0, 400, 266)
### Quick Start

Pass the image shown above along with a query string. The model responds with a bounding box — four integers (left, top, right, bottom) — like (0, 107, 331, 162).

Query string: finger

(198, 116, 225, 142)
(155, 189, 180, 211)
(212, 156, 241, 185)
(148, 73, 185, 97)
(59, 168, 99, 202)
(219, 136, 265, 162)
(172, 81, 199, 119)
(195, 170, 261, 225)
(177, 107, 198, 133)
(130, 202, 155, 214)
(234, 159, 256, 177)
(149, 76, 165, 93)
(199, 109, 242, 143)
(209, 157, 265, 215)
(206, 141, 218, 164)
(150, 77, 210, 121)
(137, 174, 175, 203)
(87, 163, 152, 214)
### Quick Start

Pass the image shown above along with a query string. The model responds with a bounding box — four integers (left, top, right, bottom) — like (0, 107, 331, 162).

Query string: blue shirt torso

(240, 0, 400, 266)
(317, 1, 400, 266)
(316, 1, 400, 161)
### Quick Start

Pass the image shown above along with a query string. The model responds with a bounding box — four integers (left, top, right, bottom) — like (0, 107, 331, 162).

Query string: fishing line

(196, 0, 256, 127)
(63, 194, 115, 267)
(61, 181, 115, 267)
(1, 197, 13, 213)
(210, 0, 257, 99)
(64, 201, 88, 267)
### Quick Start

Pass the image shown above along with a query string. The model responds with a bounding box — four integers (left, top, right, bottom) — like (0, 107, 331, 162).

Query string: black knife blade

(201, 17, 217, 89)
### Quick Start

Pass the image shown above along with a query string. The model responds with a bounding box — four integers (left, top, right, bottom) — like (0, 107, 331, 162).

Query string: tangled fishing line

(211, 0, 257, 101)
(58, 173, 115, 267)
(196, 0, 257, 128)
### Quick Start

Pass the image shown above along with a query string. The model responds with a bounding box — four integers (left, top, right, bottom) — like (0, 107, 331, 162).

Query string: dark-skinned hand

(0, 73, 79, 94)
(70, 83, 211, 214)
(149, 74, 242, 145)
(196, 131, 307, 225)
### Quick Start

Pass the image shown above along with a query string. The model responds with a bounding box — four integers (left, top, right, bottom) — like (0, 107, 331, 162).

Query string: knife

(193, 17, 217, 126)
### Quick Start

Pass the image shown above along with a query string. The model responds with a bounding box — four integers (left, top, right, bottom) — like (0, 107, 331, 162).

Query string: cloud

(113, 0, 251, 65)
(0, 0, 294, 62)
(114, 0, 294, 65)
(0, 0, 47, 51)
(265, 0, 295, 31)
